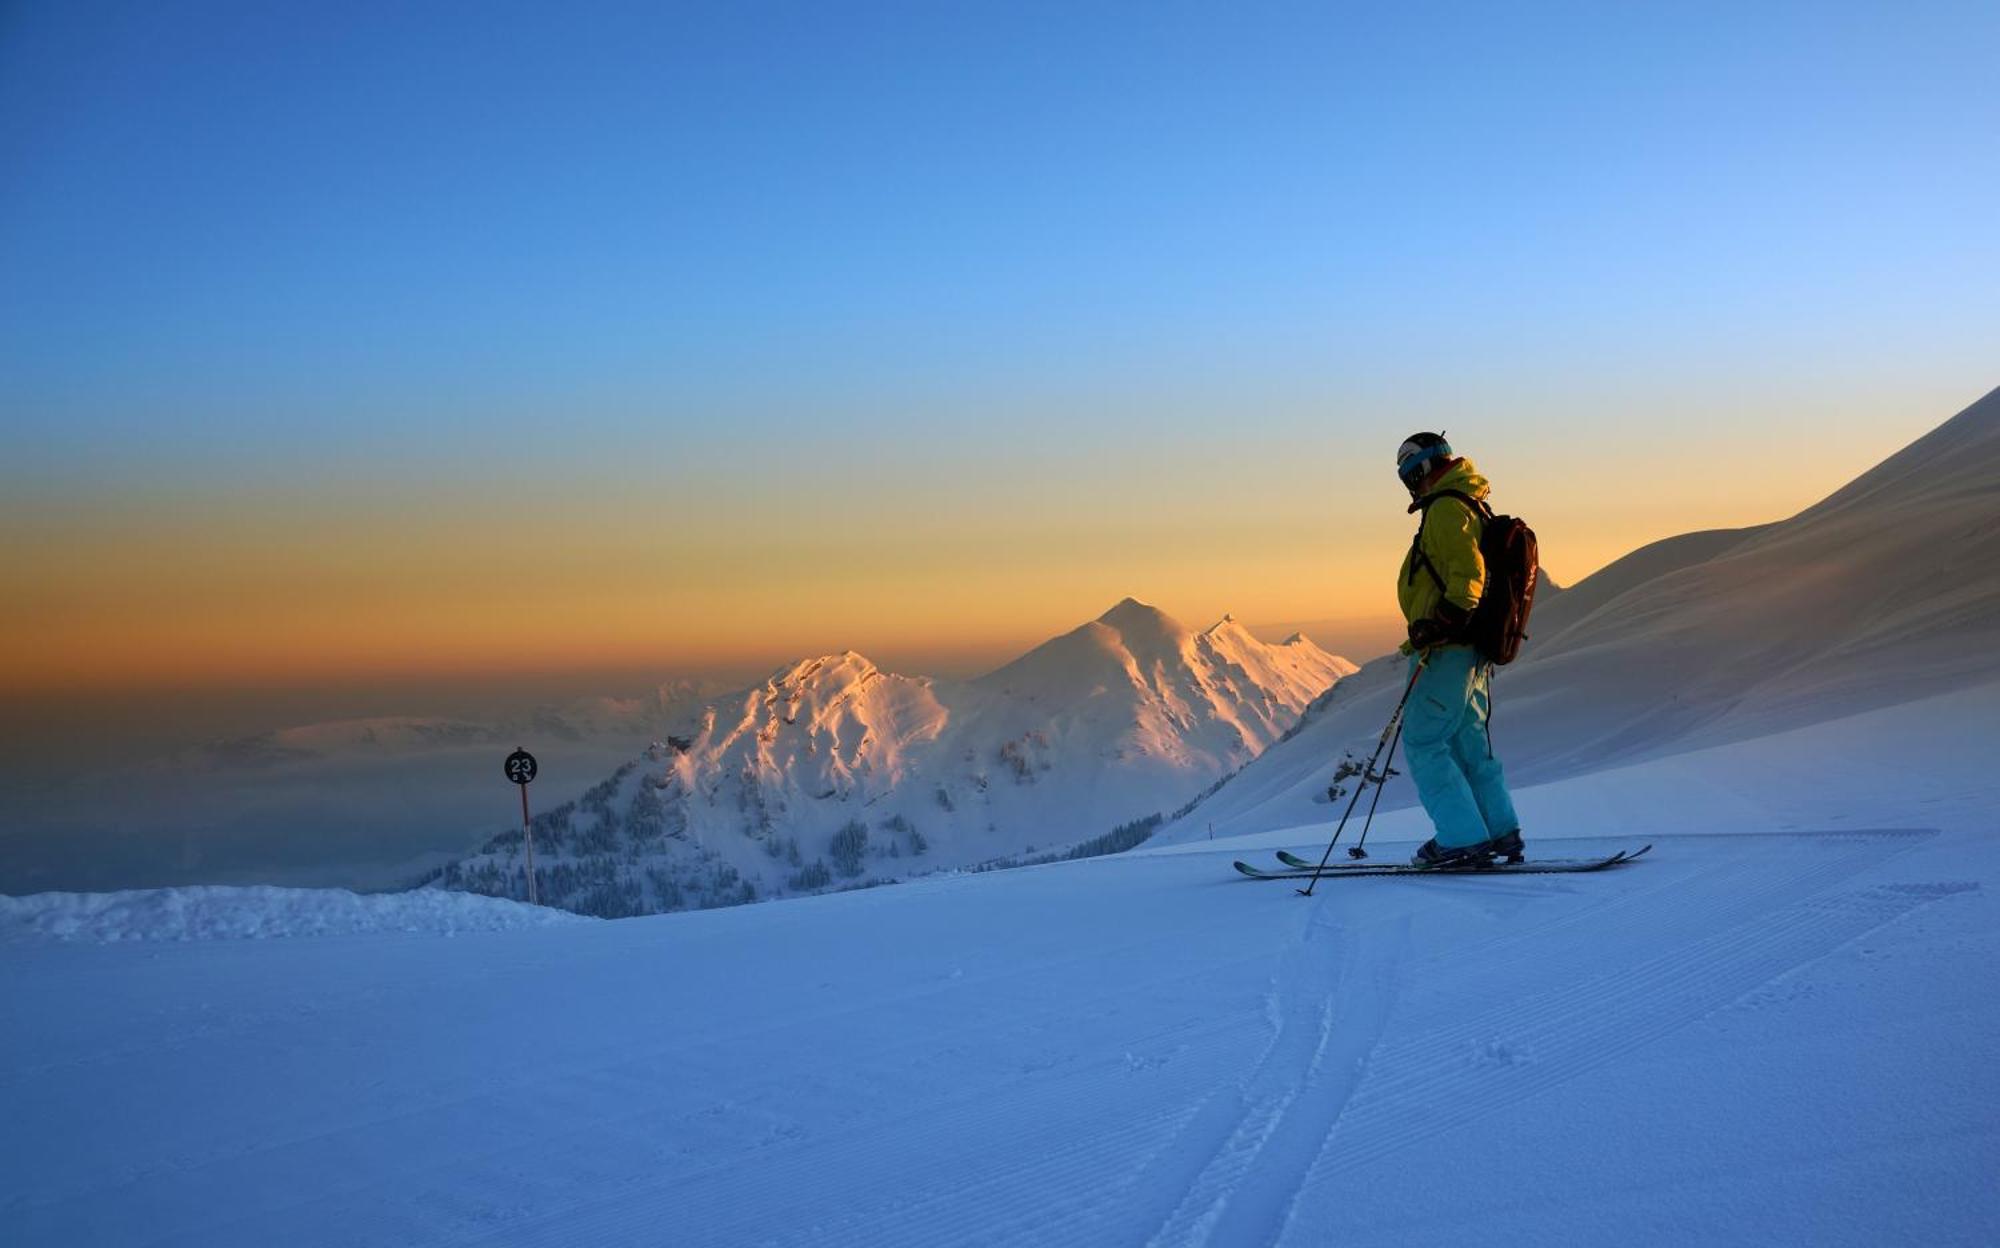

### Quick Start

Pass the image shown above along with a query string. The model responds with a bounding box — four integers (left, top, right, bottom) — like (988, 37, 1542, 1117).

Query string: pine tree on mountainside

(830, 821, 868, 877)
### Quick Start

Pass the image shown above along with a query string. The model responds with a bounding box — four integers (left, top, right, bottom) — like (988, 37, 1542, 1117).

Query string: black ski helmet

(1396, 431, 1452, 491)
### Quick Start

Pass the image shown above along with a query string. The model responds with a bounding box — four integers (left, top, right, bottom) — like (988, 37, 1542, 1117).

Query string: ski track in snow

(1297, 836, 1938, 1194)
(1137, 906, 1404, 1248)
(4, 828, 1992, 1247)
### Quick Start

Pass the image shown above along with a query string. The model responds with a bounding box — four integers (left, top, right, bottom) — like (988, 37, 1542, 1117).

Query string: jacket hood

(1409, 457, 1491, 510)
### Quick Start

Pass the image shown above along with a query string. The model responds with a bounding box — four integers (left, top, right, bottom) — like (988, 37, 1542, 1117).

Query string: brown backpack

(1409, 490, 1540, 665)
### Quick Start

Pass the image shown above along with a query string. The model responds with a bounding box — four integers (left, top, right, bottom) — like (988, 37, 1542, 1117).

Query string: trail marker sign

(505, 749, 538, 785)
(504, 748, 540, 905)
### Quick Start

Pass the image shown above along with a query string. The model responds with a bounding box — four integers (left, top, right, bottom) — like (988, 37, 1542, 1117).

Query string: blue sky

(6, 1, 1995, 460)
(2, 0, 1997, 704)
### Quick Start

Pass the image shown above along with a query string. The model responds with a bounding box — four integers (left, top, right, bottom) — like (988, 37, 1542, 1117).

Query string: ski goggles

(1396, 438, 1453, 488)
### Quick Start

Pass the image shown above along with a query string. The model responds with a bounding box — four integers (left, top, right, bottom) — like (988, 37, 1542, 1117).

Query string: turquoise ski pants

(1404, 645, 1520, 849)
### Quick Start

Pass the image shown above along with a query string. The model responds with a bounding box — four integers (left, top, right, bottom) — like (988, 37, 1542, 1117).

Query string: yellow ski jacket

(1396, 458, 1491, 648)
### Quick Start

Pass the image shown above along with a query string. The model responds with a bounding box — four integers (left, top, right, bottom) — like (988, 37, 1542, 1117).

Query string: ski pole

(1346, 714, 1405, 861)
(1296, 656, 1426, 897)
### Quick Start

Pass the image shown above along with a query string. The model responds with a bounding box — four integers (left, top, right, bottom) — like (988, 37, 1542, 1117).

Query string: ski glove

(1408, 601, 1471, 651)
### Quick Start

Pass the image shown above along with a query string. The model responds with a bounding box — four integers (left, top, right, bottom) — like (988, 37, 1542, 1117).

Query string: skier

(1394, 432, 1524, 866)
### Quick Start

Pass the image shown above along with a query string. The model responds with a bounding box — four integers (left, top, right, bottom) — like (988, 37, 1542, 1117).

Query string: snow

(0, 884, 588, 944)
(4, 691, 1994, 1243)
(1151, 678, 2000, 864)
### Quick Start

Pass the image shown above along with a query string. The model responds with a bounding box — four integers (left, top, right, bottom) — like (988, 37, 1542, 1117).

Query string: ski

(1275, 844, 1650, 872)
(1279, 849, 1373, 870)
(1234, 845, 1650, 880)
(1263, 848, 1534, 873)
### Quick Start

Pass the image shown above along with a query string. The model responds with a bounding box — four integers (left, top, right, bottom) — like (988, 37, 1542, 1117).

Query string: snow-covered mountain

(435, 600, 1354, 914)
(976, 599, 1350, 757)
(1158, 384, 2000, 844)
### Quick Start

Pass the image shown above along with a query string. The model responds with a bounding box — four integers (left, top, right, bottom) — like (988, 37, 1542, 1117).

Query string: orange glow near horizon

(4, 395, 1949, 697)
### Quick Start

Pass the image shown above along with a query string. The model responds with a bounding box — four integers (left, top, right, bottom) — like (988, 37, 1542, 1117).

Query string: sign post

(504, 748, 540, 905)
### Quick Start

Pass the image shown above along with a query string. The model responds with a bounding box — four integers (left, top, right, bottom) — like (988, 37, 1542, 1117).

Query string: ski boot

(1411, 838, 1497, 869)
(1486, 829, 1526, 865)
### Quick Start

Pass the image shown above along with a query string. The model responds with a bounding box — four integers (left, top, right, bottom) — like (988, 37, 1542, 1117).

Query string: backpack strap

(1419, 488, 1494, 522)
(1407, 531, 1447, 593)
(1405, 489, 1491, 593)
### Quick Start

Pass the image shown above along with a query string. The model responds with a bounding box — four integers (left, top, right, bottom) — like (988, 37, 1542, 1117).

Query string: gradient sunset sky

(4, 2, 1997, 714)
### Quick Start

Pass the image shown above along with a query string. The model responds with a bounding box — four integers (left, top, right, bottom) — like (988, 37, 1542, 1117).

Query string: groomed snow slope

(6, 686, 1995, 1246)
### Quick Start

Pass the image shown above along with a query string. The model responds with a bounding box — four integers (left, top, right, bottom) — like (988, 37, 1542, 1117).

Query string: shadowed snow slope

(435, 601, 1354, 914)
(6, 685, 1994, 1245)
(1158, 385, 2000, 844)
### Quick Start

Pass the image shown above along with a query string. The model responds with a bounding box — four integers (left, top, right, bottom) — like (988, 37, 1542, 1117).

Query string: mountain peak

(767, 651, 881, 689)
(1094, 598, 1191, 651)
(1098, 596, 1162, 623)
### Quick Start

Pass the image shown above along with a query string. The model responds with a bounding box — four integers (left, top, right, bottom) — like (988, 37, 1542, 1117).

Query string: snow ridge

(0, 885, 587, 944)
